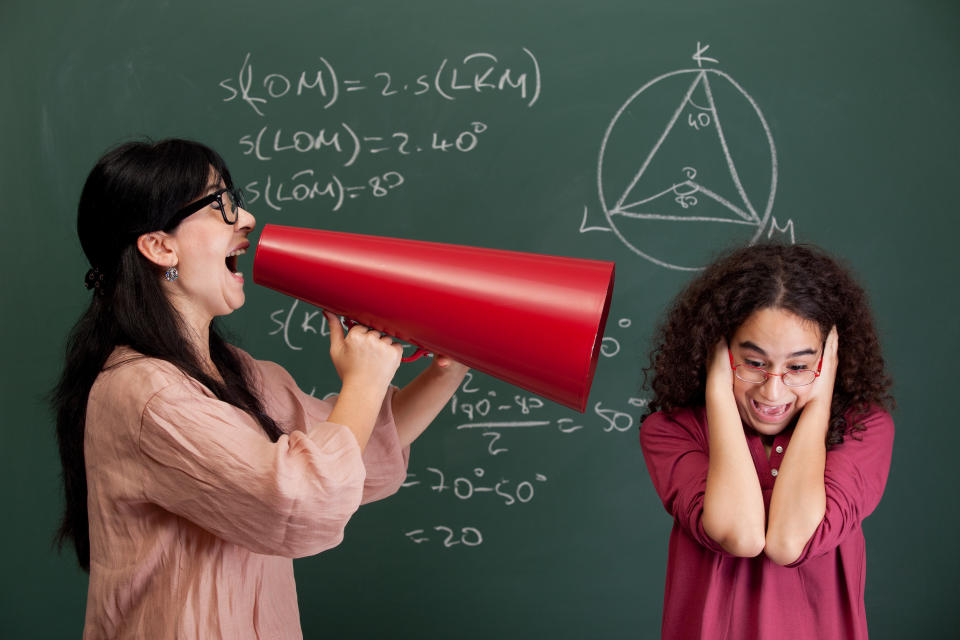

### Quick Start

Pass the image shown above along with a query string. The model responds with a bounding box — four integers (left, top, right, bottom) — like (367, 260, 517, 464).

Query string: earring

(163, 266, 179, 282)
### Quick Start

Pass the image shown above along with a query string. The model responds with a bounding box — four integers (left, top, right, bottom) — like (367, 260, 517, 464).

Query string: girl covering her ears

(639, 244, 894, 640)
(52, 138, 467, 639)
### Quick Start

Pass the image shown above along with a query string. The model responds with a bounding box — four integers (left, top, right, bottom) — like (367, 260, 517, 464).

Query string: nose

(237, 206, 256, 233)
(758, 373, 787, 402)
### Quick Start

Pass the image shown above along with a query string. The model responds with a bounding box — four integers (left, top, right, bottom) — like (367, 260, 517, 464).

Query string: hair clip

(84, 267, 104, 293)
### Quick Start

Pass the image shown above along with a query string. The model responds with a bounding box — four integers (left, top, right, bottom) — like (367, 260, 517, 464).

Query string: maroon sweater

(640, 406, 894, 639)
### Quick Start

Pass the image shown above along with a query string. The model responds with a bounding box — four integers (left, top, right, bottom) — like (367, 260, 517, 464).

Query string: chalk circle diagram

(596, 67, 778, 271)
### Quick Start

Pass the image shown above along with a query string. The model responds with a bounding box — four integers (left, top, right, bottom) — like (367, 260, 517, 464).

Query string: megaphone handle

(339, 316, 430, 363)
(400, 348, 431, 362)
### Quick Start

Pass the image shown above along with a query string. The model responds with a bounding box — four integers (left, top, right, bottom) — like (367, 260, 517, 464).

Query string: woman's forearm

(328, 379, 392, 452)
(391, 361, 467, 447)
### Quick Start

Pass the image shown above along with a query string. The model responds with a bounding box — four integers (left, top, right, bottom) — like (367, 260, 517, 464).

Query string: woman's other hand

(428, 354, 469, 378)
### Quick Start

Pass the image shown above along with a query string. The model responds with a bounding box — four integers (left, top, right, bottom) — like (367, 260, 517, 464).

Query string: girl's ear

(136, 232, 178, 268)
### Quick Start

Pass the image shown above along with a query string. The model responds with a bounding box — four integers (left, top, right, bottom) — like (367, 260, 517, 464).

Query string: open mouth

(226, 247, 246, 274)
(750, 398, 791, 421)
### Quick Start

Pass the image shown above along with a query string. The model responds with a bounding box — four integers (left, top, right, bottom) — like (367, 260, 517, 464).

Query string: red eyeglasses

(727, 349, 822, 387)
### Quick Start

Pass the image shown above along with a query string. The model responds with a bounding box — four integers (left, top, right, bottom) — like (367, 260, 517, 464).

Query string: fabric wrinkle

(82, 346, 409, 639)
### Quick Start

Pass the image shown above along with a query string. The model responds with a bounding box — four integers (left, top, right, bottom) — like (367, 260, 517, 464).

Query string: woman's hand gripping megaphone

(329, 312, 467, 370)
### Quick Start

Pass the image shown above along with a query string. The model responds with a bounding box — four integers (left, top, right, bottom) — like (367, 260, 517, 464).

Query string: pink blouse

(640, 406, 894, 640)
(82, 347, 409, 639)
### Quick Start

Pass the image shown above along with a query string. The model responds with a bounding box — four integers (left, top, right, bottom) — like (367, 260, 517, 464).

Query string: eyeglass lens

(220, 189, 242, 224)
(734, 366, 817, 387)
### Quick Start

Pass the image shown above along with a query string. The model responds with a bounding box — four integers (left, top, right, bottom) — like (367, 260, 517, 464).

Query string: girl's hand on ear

(807, 326, 839, 409)
(706, 339, 735, 401)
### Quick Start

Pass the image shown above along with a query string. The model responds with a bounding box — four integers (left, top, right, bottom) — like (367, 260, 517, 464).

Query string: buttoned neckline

(744, 427, 792, 495)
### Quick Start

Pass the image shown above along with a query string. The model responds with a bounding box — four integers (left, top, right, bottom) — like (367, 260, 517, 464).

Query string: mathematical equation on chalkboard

(217, 49, 540, 213)
(267, 299, 643, 549)
(219, 51, 541, 115)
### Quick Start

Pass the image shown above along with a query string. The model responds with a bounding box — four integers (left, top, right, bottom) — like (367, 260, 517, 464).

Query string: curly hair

(643, 243, 893, 446)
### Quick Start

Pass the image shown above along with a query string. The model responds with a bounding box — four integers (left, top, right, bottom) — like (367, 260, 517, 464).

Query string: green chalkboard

(2, 0, 958, 637)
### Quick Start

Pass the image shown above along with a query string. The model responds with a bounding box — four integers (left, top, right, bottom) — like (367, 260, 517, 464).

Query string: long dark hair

(643, 243, 893, 445)
(52, 139, 283, 571)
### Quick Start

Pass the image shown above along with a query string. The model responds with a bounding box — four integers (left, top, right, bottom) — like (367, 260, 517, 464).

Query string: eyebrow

(737, 340, 819, 358)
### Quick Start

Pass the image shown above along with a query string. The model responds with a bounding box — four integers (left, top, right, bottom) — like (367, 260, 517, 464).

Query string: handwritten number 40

(687, 112, 711, 130)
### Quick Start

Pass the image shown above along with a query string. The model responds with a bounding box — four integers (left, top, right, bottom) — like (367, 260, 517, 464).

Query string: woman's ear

(136, 232, 178, 268)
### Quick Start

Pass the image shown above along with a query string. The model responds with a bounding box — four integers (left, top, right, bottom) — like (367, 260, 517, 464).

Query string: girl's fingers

(822, 326, 840, 373)
(708, 338, 730, 370)
(821, 326, 838, 359)
(706, 338, 735, 392)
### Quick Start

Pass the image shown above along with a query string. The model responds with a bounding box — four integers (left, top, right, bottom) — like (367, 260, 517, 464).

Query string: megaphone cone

(253, 225, 614, 412)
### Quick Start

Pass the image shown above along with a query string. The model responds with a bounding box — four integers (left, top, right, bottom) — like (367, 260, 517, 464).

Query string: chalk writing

(584, 43, 793, 271)
(452, 399, 644, 456)
(220, 50, 541, 116)
(268, 299, 426, 357)
(600, 317, 633, 357)
(244, 169, 404, 213)
(218, 51, 523, 210)
(450, 389, 545, 421)
(404, 526, 484, 547)
(273, 301, 643, 547)
(404, 466, 548, 506)
(232, 44, 666, 550)
(268, 299, 324, 351)
(239, 121, 488, 165)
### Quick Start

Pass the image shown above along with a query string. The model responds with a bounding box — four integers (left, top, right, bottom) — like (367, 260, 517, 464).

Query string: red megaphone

(253, 225, 614, 412)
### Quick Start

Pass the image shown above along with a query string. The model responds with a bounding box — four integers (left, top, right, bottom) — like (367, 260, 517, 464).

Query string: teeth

(754, 400, 787, 416)
(227, 248, 247, 257)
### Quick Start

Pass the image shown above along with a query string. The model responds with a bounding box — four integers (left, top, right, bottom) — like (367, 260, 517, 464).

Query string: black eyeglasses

(164, 187, 244, 231)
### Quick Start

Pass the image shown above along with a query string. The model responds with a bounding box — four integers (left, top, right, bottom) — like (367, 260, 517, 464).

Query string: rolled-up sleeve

(251, 357, 411, 505)
(640, 409, 728, 554)
(138, 380, 368, 558)
(787, 408, 894, 566)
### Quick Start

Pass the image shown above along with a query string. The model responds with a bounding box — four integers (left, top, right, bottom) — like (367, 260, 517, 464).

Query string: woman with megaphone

(52, 138, 467, 639)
